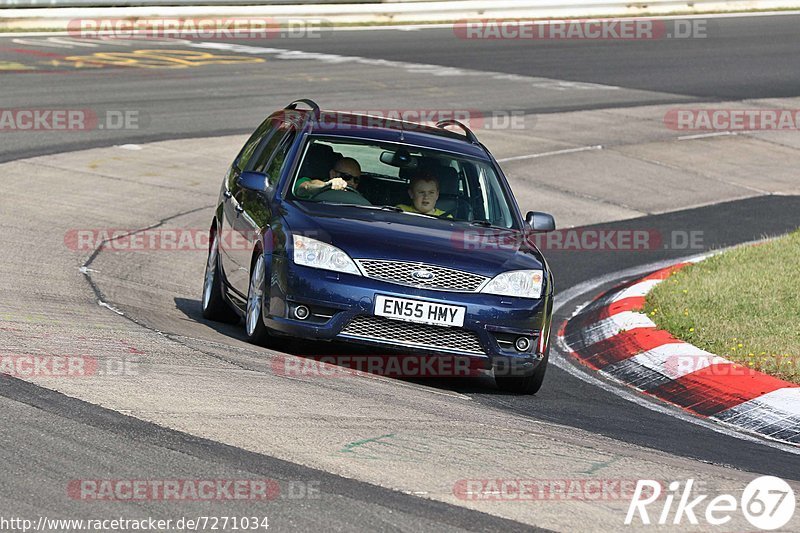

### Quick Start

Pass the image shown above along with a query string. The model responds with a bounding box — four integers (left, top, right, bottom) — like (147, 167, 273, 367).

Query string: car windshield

(289, 136, 517, 229)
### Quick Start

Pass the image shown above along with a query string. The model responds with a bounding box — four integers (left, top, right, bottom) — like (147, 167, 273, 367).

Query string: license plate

(374, 295, 466, 328)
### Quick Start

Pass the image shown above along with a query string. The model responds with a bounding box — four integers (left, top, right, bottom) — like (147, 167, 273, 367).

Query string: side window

(246, 122, 290, 173)
(476, 167, 513, 228)
(262, 131, 297, 187)
(235, 118, 280, 172)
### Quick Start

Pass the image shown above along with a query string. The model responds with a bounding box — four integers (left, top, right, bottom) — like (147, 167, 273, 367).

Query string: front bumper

(263, 255, 551, 372)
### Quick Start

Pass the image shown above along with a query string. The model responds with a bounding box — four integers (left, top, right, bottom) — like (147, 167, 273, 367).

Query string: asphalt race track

(1, 13, 800, 532)
(3, 14, 800, 162)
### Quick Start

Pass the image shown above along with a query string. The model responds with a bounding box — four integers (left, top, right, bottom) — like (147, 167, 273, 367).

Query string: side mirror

(237, 171, 268, 193)
(525, 211, 556, 232)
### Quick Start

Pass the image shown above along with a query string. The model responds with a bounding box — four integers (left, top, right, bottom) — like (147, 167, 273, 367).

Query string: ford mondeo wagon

(202, 100, 556, 393)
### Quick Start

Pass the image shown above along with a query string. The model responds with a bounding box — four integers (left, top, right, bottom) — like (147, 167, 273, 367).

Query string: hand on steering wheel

(328, 177, 349, 190)
(308, 182, 363, 200)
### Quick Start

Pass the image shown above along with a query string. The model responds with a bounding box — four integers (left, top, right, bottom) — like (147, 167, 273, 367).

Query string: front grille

(340, 315, 485, 355)
(355, 259, 488, 292)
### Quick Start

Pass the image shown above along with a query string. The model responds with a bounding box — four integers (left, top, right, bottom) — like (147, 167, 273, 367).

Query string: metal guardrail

(3, 0, 792, 9)
(0, 0, 391, 6)
(2, 0, 797, 27)
(2, 0, 401, 7)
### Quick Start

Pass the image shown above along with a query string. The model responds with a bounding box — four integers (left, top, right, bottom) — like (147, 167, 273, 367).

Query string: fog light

(514, 336, 531, 352)
(294, 305, 310, 320)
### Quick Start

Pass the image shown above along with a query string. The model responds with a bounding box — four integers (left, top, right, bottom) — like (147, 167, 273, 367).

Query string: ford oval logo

(411, 269, 435, 281)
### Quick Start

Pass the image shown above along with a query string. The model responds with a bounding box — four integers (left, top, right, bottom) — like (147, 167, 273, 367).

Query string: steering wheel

(306, 183, 372, 206)
(308, 182, 364, 199)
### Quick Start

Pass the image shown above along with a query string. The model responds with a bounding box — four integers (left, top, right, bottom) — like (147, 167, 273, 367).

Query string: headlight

(292, 235, 361, 276)
(481, 270, 544, 299)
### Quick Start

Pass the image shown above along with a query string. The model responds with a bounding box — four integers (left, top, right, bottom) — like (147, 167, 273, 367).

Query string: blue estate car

(202, 100, 556, 393)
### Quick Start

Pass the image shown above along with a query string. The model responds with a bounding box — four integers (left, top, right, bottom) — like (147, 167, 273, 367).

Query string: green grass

(644, 230, 800, 384)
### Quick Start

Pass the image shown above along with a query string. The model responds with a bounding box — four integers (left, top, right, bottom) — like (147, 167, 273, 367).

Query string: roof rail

(285, 99, 321, 121)
(436, 119, 479, 144)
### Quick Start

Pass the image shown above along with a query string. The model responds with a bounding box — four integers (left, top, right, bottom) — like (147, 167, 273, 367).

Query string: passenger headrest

(438, 167, 459, 195)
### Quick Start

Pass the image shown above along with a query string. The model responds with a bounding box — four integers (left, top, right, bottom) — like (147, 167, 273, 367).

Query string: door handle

(235, 204, 244, 214)
(223, 190, 232, 199)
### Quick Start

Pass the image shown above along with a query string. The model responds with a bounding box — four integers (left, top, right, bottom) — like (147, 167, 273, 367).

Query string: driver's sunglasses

(337, 171, 360, 184)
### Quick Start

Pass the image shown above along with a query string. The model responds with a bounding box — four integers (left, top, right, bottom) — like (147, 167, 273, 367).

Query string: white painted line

(712, 387, 800, 441)
(732, 387, 800, 414)
(678, 131, 735, 141)
(11, 37, 84, 49)
(609, 279, 663, 302)
(687, 253, 713, 263)
(48, 37, 100, 48)
(497, 145, 603, 163)
(186, 41, 623, 92)
(678, 129, 763, 141)
(580, 311, 656, 347)
(98, 300, 125, 316)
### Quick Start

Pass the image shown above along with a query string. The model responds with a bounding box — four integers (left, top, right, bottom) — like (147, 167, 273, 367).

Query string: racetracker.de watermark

(271, 354, 482, 379)
(453, 18, 707, 40)
(665, 109, 800, 131)
(64, 228, 247, 252)
(0, 109, 146, 132)
(664, 354, 800, 377)
(0, 354, 143, 378)
(453, 478, 651, 501)
(68, 479, 321, 501)
(452, 229, 704, 252)
(68, 479, 282, 501)
(66, 228, 706, 253)
(67, 18, 329, 40)
(278, 109, 529, 130)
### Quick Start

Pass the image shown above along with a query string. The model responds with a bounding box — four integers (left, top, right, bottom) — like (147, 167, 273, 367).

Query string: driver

(294, 157, 361, 197)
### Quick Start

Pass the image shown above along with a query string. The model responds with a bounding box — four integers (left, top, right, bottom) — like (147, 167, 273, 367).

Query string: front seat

(436, 167, 471, 219)
(298, 143, 336, 180)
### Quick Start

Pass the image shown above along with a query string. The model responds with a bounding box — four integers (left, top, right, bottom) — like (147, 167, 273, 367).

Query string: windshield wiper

(469, 220, 513, 230)
(342, 204, 405, 213)
(372, 205, 432, 217)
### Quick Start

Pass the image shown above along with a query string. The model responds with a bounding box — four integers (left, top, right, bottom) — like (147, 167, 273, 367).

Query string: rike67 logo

(626, 477, 795, 530)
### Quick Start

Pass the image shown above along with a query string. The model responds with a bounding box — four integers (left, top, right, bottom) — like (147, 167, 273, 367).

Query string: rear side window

(246, 122, 293, 174)
(261, 131, 296, 187)
(236, 118, 280, 171)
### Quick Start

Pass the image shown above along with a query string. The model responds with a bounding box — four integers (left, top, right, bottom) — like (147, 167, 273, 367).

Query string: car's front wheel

(202, 231, 239, 324)
(245, 253, 270, 345)
(495, 350, 548, 395)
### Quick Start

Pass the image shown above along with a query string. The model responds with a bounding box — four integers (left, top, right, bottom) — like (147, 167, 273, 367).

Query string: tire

(201, 231, 239, 324)
(495, 350, 549, 395)
(245, 253, 270, 345)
